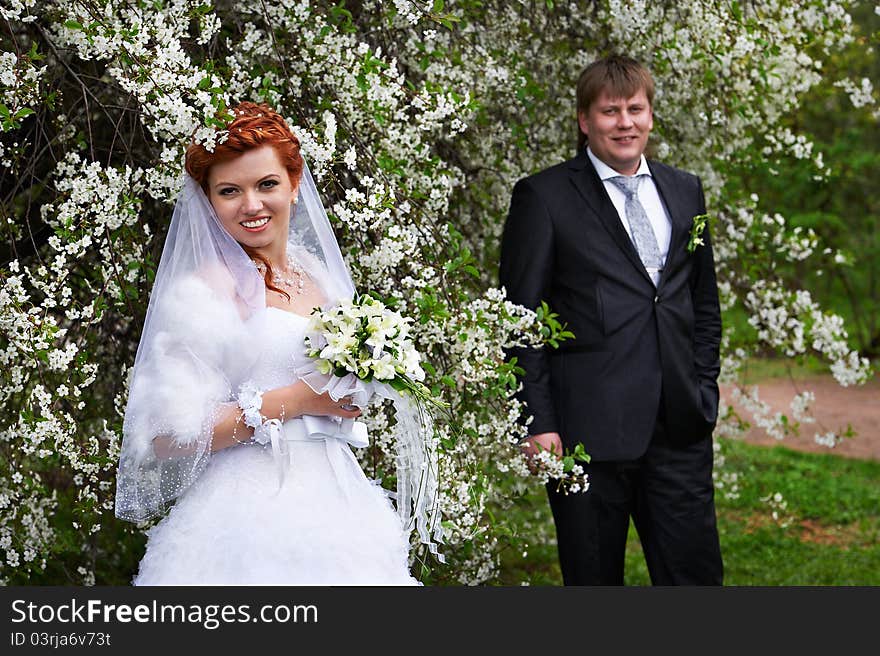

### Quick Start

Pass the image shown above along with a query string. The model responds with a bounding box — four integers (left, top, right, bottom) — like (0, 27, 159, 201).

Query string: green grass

(733, 355, 880, 385)
(736, 355, 831, 384)
(496, 438, 880, 586)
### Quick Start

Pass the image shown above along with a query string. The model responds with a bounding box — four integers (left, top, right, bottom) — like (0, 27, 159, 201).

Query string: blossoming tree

(1, 0, 874, 584)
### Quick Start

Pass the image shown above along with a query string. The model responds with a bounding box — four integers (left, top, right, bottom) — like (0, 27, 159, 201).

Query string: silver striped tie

(608, 175, 662, 276)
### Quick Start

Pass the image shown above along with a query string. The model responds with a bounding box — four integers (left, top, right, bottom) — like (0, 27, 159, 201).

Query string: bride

(114, 102, 434, 585)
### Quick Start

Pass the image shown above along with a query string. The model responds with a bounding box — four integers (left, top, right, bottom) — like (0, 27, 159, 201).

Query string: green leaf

(389, 377, 408, 392)
(572, 443, 591, 463)
(64, 19, 83, 30)
(27, 42, 44, 62)
(730, 0, 742, 21)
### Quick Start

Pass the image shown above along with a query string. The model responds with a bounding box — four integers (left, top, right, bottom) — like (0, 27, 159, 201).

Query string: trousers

(546, 415, 723, 585)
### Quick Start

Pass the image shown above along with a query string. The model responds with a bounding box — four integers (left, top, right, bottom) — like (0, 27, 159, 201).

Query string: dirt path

(720, 375, 880, 462)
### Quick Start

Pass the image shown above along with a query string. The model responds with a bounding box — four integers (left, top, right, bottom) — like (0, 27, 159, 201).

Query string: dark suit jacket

(499, 150, 722, 461)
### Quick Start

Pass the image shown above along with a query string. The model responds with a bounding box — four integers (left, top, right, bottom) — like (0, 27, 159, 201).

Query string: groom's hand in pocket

(521, 432, 563, 474)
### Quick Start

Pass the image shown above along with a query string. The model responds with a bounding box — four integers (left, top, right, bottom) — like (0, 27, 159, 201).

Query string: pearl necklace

(252, 253, 306, 296)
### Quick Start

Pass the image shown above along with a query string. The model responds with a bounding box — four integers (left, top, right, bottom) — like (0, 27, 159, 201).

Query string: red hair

(185, 102, 304, 300)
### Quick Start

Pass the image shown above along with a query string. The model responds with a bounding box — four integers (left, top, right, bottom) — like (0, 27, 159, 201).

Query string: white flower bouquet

(295, 293, 447, 561)
(302, 293, 447, 411)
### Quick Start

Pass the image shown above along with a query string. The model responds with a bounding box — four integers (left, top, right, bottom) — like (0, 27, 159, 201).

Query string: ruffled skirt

(133, 436, 419, 586)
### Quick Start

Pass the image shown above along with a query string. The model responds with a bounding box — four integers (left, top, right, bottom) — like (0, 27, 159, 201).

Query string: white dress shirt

(587, 147, 672, 286)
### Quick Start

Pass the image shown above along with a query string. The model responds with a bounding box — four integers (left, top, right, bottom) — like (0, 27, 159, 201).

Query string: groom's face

(578, 88, 653, 176)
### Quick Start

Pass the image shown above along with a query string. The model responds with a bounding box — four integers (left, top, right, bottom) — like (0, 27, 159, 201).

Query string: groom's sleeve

(499, 177, 559, 437)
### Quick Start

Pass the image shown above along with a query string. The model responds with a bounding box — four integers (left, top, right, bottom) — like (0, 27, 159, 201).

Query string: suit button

(654, 295, 659, 303)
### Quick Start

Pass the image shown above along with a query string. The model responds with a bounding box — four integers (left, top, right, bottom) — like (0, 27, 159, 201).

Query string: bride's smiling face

(207, 145, 299, 252)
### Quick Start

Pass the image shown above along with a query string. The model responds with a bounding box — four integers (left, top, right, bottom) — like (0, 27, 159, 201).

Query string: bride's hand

(287, 381, 362, 419)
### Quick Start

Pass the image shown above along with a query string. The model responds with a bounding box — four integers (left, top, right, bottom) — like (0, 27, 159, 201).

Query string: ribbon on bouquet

(293, 360, 445, 563)
(254, 416, 369, 492)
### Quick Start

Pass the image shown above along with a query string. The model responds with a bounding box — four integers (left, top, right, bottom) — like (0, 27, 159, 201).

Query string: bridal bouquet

(297, 292, 447, 561)
(302, 293, 447, 411)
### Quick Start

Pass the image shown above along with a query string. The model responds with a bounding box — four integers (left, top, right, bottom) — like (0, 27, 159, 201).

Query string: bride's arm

(208, 381, 363, 452)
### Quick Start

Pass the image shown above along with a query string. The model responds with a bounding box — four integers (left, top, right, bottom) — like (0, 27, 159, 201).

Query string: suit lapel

(649, 161, 692, 291)
(567, 153, 651, 284)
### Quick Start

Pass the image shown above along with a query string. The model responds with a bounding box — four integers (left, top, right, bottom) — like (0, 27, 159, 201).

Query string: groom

(499, 55, 723, 585)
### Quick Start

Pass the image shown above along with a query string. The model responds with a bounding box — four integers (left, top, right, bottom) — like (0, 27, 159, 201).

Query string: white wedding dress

(133, 307, 419, 586)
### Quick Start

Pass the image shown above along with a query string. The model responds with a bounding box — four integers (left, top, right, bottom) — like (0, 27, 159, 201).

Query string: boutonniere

(687, 213, 710, 253)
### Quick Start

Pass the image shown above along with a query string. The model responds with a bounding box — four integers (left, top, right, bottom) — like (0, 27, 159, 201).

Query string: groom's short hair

(576, 55, 655, 149)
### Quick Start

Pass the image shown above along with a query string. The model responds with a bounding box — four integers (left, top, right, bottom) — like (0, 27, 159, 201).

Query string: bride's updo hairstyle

(186, 101, 304, 190)
(185, 101, 305, 299)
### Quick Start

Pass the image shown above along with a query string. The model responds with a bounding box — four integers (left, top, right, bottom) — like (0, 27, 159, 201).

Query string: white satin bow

(254, 415, 369, 491)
